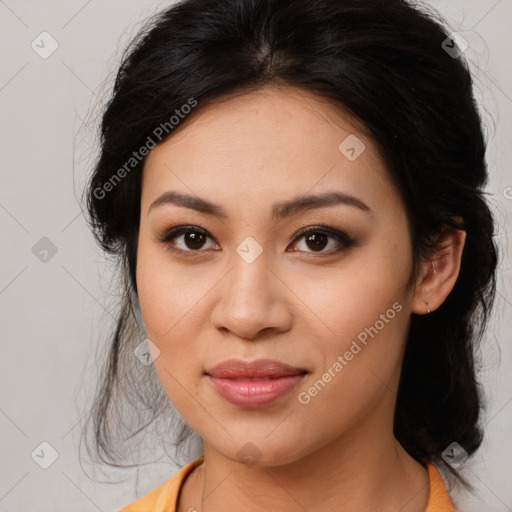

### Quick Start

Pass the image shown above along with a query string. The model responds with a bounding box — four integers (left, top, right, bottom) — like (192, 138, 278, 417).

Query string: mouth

(206, 373, 307, 407)
(205, 358, 308, 408)
(222, 376, 300, 380)
(205, 358, 308, 379)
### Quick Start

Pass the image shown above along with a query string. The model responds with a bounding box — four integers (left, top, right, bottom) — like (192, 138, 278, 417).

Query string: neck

(178, 401, 430, 512)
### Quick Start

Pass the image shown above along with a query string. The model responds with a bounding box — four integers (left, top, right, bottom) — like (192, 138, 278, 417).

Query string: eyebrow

(148, 190, 372, 220)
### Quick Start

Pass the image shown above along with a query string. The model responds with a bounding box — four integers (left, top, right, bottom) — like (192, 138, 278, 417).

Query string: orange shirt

(118, 456, 456, 512)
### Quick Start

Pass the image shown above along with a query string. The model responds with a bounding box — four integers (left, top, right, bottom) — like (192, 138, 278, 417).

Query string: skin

(136, 84, 466, 512)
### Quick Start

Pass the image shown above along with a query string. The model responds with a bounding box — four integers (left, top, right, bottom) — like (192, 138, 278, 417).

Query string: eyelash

(156, 224, 355, 257)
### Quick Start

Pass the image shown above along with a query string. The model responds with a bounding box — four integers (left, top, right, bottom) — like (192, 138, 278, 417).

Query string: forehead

(141, 85, 399, 218)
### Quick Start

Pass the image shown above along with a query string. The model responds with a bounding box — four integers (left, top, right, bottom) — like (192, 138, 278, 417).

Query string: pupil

(186, 232, 205, 250)
(306, 233, 327, 251)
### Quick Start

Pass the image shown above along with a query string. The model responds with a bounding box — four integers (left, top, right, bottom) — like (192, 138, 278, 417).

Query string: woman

(82, 0, 498, 510)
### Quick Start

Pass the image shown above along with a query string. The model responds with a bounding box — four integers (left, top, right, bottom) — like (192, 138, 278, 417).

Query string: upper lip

(205, 358, 308, 379)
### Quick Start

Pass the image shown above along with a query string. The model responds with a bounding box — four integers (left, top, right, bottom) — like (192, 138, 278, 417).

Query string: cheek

(136, 258, 204, 415)
(299, 236, 412, 407)
(135, 240, 203, 387)
(136, 238, 202, 339)
(303, 236, 411, 345)
(135, 236, 227, 416)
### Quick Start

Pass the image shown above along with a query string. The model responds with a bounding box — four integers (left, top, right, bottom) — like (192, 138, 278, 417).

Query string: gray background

(0, 0, 511, 510)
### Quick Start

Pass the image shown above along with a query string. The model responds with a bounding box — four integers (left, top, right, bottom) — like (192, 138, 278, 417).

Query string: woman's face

(136, 85, 423, 466)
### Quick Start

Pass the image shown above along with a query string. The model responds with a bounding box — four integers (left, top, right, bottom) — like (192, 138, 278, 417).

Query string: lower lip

(207, 374, 306, 407)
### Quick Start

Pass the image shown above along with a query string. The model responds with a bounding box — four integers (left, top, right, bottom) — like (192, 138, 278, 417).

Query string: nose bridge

(227, 241, 274, 310)
(210, 239, 291, 338)
(230, 240, 275, 301)
(228, 230, 272, 290)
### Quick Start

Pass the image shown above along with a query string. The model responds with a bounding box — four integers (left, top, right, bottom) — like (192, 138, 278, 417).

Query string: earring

(426, 301, 431, 314)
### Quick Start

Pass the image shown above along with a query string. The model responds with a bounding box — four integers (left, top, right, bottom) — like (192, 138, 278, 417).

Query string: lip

(207, 374, 306, 407)
(205, 358, 308, 408)
(205, 358, 307, 379)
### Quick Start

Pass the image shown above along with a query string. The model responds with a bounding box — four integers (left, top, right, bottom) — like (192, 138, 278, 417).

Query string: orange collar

(424, 460, 457, 511)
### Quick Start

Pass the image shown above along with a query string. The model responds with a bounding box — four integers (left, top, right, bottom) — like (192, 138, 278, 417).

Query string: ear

(411, 217, 466, 315)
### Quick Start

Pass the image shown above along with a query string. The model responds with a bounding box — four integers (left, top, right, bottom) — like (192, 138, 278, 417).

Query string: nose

(209, 252, 293, 341)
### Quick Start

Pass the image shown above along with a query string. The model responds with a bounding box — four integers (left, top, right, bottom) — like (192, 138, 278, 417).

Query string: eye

(288, 225, 355, 254)
(157, 226, 219, 254)
(157, 224, 355, 256)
